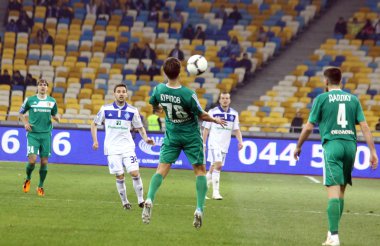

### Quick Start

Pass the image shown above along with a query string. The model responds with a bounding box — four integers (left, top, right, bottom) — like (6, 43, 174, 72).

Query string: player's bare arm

(199, 111, 227, 127)
(293, 122, 314, 160)
(19, 113, 32, 131)
(136, 127, 155, 145)
(52, 115, 60, 123)
(359, 121, 379, 169)
(90, 121, 99, 150)
(202, 127, 210, 148)
(234, 129, 243, 150)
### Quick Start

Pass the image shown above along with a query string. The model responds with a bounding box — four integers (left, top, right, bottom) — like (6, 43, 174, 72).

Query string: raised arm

(359, 121, 378, 169)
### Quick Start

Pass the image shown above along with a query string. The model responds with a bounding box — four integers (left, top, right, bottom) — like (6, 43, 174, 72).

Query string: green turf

(0, 161, 379, 246)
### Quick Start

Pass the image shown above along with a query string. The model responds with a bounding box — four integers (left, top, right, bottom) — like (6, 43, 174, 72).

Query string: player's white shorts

(107, 151, 139, 175)
(207, 148, 227, 166)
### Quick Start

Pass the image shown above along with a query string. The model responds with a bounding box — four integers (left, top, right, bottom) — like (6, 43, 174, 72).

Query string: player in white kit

(202, 92, 243, 200)
(91, 84, 154, 210)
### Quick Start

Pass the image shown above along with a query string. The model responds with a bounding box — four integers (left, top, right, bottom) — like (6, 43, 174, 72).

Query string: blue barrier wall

(1, 126, 379, 178)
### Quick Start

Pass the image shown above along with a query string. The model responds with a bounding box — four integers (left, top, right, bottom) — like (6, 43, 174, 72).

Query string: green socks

(196, 176, 208, 212)
(147, 173, 163, 202)
(339, 198, 344, 218)
(26, 163, 35, 180)
(38, 165, 48, 188)
(327, 198, 341, 234)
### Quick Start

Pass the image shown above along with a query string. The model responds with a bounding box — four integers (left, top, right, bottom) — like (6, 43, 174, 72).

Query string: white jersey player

(202, 92, 243, 200)
(91, 84, 154, 210)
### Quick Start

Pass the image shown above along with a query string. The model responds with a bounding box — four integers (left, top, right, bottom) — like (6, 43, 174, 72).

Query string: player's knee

(129, 170, 139, 177)
(115, 173, 125, 179)
(40, 159, 48, 166)
(28, 155, 37, 165)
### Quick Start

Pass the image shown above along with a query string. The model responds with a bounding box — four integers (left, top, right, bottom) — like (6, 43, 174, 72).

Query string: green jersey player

(294, 68, 378, 246)
(142, 57, 226, 229)
(20, 79, 60, 196)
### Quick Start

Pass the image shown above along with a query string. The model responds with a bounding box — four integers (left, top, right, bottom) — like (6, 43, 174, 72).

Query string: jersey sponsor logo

(31, 101, 55, 108)
(105, 110, 134, 121)
(138, 136, 163, 155)
(329, 94, 351, 103)
(330, 129, 354, 135)
(33, 108, 51, 113)
(213, 113, 236, 122)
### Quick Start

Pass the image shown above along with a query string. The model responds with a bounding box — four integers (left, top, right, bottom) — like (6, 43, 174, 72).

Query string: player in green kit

(294, 68, 378, 246)
(142, 57, 226, 229)
(19, 79, 60, 196)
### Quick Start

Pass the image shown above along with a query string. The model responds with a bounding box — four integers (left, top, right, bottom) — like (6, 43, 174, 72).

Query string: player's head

(219, 92, 231, 108)
(37, 79, 48, 95)
(324, 67, 341, 86)
(113, 84, 128, 104)
(163, 57, 181, 80)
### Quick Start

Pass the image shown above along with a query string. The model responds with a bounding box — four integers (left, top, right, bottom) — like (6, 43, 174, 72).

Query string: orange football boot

(37, 187, 45, 196)
(23, 180, 31, 193)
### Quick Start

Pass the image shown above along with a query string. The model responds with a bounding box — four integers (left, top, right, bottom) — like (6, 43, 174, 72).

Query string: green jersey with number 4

(19, 95, 58, 133)
(149, 83, 204, 133)
(308, 89, 365, 144)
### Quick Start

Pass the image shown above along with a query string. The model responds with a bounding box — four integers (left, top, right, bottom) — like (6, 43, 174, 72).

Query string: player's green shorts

(27, 132, 52, 158)
(322, 140, 357, 186)
(159, 130, 204, 165)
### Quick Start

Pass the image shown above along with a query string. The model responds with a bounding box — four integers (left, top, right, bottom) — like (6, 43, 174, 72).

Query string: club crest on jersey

(124, 112, 130, 120)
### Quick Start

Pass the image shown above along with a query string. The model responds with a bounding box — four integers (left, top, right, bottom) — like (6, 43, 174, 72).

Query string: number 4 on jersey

(337, 103, 348, 128)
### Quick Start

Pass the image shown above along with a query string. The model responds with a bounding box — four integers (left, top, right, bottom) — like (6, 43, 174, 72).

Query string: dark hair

(163, 57, 181, 80)
(219, 91, 230, 99)
(114, 83, 127, 92)
(323, 67, 341, 85)
(37, 78, 49, 86)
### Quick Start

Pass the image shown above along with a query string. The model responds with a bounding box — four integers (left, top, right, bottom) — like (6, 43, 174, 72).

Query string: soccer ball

(186, 55, 208, 76)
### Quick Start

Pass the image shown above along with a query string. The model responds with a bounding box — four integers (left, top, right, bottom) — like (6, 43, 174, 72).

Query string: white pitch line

(304, 175, 321, 183)
(10, 196, 380, 217)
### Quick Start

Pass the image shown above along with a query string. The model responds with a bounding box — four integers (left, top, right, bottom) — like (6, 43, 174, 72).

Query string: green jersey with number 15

(149, 83, 204, 133)
(308, 89, 365, 144)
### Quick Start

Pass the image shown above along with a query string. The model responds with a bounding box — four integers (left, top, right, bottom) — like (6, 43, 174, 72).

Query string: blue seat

(98, 73, 109, 80)
(78, 56, 89, 64)
(80, 78, 92, 86)
(12, 85, 25, 91)
(54, 87, 65, 93)
(123, 80, 133, 86)
(195, 77, 205, 85)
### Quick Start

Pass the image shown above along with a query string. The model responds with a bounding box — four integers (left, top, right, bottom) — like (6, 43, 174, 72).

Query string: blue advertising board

(0, 126, 379, 178)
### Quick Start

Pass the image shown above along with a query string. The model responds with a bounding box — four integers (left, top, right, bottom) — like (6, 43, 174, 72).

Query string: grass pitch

(0, 161, 379, 246)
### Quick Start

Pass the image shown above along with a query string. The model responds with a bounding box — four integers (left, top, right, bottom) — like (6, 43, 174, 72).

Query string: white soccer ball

(186, 55, 208, 76)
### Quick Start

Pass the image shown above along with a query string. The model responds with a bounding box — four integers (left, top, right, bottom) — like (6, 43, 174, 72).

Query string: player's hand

(370, 152, 378, 170)
(238, 142, 243, 151)
(214, 117, 227, 128)
(293, 147, 301, 160)
(24, 123, 32, 132)
(54, 115, 61, 123)
(92, 141, 99, 150)
(145, 138, 155, 145)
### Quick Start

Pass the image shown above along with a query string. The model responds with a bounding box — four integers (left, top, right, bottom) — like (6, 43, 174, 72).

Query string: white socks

(132, 175, 144, 204)
(116, 178, 129, 205)
(206, 172, 212, 188)
(212, 170, 221, 195)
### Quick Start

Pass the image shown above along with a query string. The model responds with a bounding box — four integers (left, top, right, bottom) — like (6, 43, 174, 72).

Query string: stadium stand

(0, 0, 327, 128)
(239, 0, 380, 137)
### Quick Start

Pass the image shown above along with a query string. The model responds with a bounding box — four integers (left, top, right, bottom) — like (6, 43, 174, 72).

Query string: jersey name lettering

(160, 94, 181, 104)
(329, 94, 351, 103)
